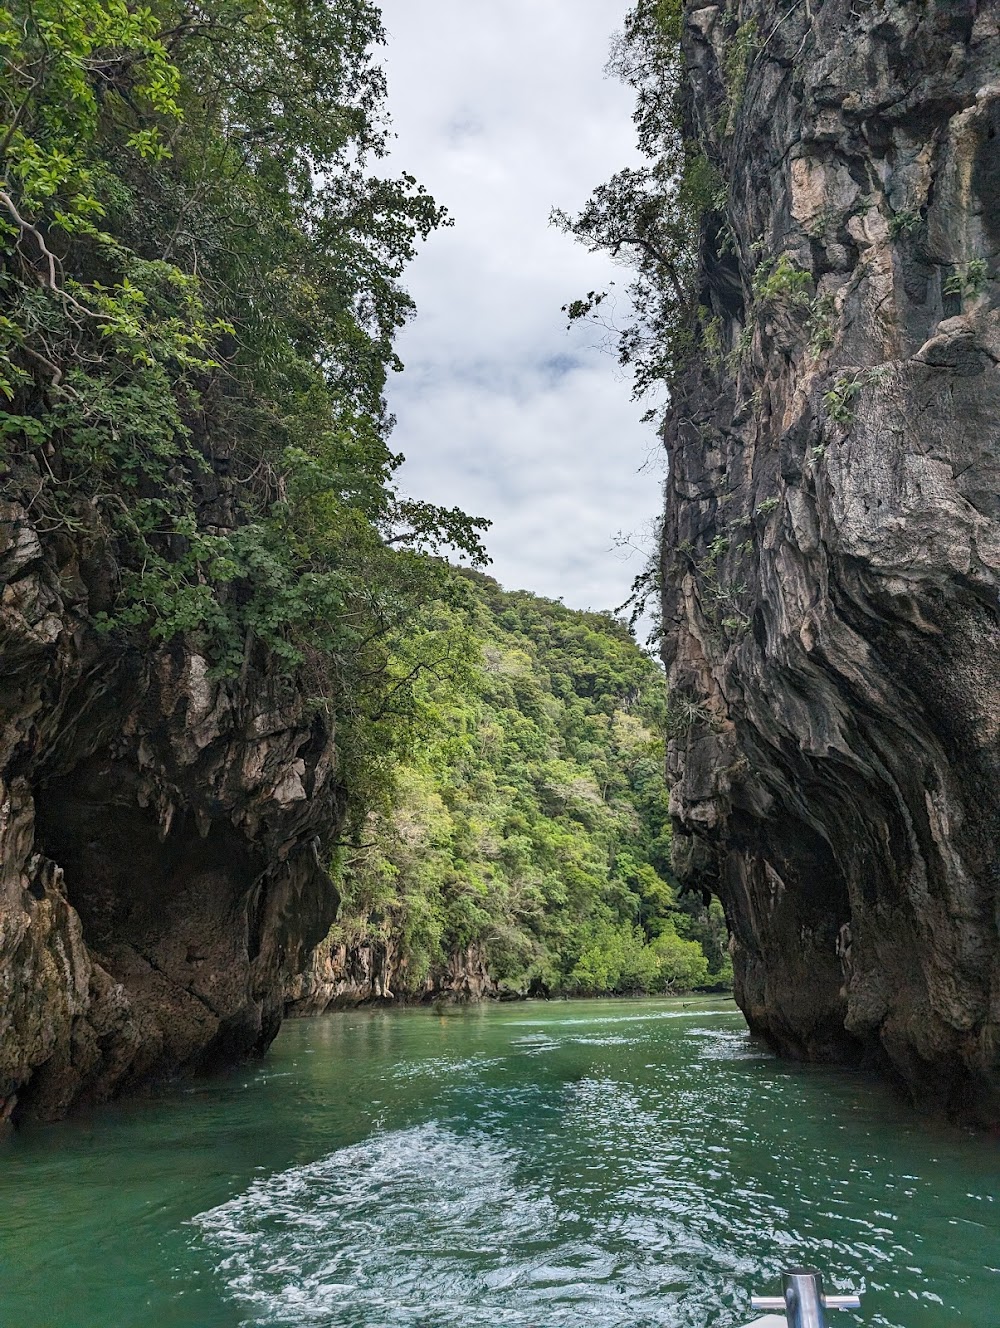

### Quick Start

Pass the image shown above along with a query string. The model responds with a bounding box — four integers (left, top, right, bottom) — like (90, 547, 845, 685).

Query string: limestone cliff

(0, 494, 344, 1122)
(286, 938, 501, 1013)
(663, 0, 1000, 1122)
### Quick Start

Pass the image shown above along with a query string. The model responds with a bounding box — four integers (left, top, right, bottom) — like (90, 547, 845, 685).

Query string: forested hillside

(294, 572, 731, 1006)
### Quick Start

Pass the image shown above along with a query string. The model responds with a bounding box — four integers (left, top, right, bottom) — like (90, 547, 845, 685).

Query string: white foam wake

(195, 1122, 567, 1327)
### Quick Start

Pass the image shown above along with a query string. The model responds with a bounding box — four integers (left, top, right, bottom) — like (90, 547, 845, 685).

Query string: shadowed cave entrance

(726, 806, 864, 1065)
(33, 752, 271, 1084)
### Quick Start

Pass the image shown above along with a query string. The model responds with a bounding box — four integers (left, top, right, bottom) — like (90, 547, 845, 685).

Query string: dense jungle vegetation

(333, 571, 732, 996)
(1, 0, 729, 996)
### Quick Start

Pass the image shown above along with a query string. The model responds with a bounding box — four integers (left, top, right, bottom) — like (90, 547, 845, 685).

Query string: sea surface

(1, 997, 997, 1328)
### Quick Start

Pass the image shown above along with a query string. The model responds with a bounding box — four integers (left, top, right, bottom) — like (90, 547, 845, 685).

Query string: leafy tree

(1, 0, 488, 827)
(551, 0, 720, 408)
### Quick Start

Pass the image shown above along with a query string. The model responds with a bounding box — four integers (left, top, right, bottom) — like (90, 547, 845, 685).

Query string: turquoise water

(1, 997, 997, 1328)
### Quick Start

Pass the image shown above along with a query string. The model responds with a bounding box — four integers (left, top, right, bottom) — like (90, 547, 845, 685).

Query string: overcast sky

(377, 0, 663, 619)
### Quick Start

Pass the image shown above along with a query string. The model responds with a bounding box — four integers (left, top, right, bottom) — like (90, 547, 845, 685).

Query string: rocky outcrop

(287, 936, 500, 1013)
(662, 0, 1000, 1121)
(0, 495, 344, 1122)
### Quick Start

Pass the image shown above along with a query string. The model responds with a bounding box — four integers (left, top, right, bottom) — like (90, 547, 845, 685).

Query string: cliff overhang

(0, 494, 344, 1122)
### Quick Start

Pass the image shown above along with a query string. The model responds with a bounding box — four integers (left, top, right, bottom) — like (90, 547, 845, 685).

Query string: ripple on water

(190, 1008, 998, 1328)
(195, 1123, 563, 1327)
(191, 1095, 825, 1328)
(685, 1028, 769, 1062)
(390, 1056, 504, 1082)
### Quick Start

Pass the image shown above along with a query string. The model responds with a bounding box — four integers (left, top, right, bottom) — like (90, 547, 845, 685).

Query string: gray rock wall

(286, 937, 499, 1013)
(0, 497, 343, 1121)
(662, 0, 1000, 1122)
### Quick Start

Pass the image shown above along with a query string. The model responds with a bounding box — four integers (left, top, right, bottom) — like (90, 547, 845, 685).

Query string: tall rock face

(662, 0, 1000, 1121)
(0, 495, 344, 1122)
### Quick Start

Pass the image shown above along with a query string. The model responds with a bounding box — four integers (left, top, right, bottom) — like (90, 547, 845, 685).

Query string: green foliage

(944, 259, 989, 301)
(823, 373, 865, 425)
(806, 292, 837, 356)
(719, 18, 758, 137)
(702, 313, 724, 367)
(0, 1, 182, 239)
(681, 151, 727, 218)
(335, 573, 731, 996)
(691, 533, 750, 636)
(0, 0, 491, 826)
(751, 253, 811, 306)
(888, 207, 922, 239)
(649, 0, 683, 40)
(552, 0, 710, 404)
(664, 693, 717, 741)
(569, 919, 709, 995)
(823, 365, 891, 427)
(806, 208, 835, 239)
(726, 321, 754, 373)
(965, 258, 989, 293)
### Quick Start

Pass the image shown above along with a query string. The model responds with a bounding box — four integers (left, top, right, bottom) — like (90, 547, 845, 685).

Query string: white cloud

(378, 0, 663, 618)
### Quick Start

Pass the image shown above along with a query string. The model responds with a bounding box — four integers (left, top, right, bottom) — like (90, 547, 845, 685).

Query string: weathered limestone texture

(663, 0, 1000, 1121)
(0, 497, 343, 1121)
(287, 938, 500, 1013)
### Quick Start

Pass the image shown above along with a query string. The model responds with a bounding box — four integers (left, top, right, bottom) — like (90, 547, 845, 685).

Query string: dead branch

(0, 187, 58, 287)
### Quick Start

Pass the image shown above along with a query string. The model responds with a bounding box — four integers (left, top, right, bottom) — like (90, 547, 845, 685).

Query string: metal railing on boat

(744, 1268, 862, 1328)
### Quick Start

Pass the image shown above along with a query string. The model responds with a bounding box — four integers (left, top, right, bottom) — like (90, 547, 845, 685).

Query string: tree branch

(0, 187, 58, 287)
(0, 189, 102, 320)
(610, 232, 686, 306)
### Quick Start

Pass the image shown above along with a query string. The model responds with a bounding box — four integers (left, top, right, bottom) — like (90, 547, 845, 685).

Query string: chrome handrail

(750, 1268, 862, 1328)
